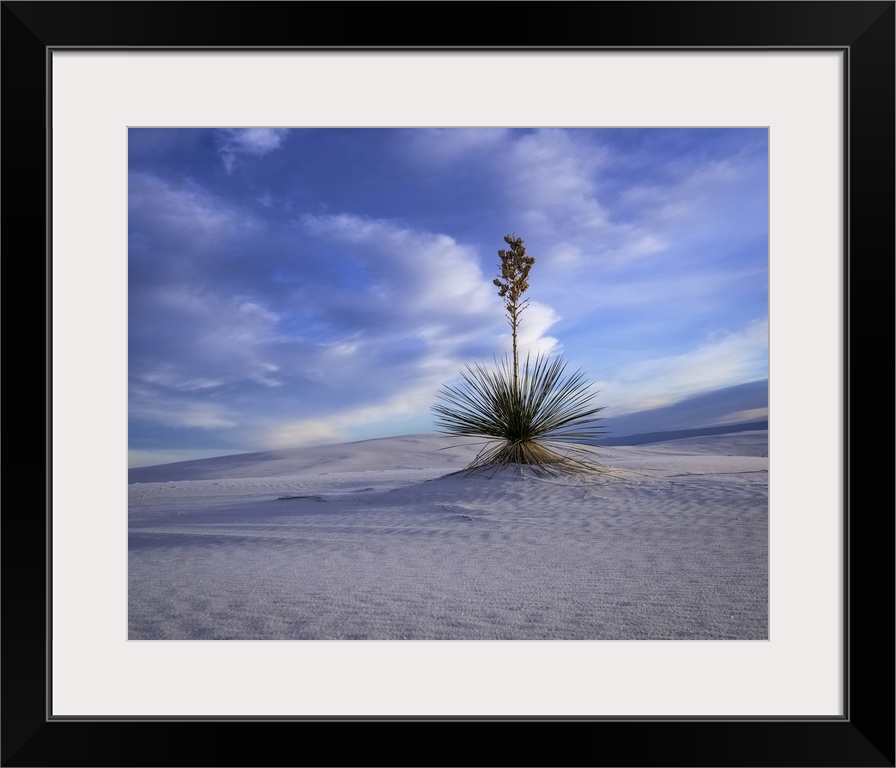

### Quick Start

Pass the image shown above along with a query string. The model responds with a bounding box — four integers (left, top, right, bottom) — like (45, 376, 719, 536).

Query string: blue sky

(128, 128, 768, 467)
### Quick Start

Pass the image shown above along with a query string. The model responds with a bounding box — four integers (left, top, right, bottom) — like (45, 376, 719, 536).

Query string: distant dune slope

(129, 429, 767, 484)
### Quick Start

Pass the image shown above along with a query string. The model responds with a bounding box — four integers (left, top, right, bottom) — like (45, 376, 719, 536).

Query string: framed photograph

(5, 1, 892, 765)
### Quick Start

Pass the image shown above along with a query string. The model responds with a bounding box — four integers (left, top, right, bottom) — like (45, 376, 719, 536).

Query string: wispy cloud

(129, 384, 240, 430)
(217, 128, 289, 173)
(297, 213, 522, 348)
(408, 128, 511, 161)
(130, 285, 285, 389)
(290, 213, 562, 416)
(600, 318, 769, 415)
(260, 380, 445, 449)
(129, 172, 238, 241)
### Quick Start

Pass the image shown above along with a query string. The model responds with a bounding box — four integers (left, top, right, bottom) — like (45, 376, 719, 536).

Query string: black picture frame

(3, 2, 893, 766)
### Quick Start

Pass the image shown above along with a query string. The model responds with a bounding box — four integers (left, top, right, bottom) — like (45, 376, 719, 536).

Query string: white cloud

(408, 128, 510, 162)
(600, 318, 769, 414)
(260, 378, 444, 449)
(236, 214, 574, 450)
(217, 128, 289, 173)
(131, 286, 286, 396)
(620, 153, 766, 247)
(504, 132, 610, 248)
(301, 213, 501, 328)
(584, 267, 766, 313)
(129, 173, 238, 239)
(129, 387, 239, 430)
(231, 128, 288, 153)
(299, 213, 568, 370)
(504, 300, 560, 359)
(486, 130, 677, 277)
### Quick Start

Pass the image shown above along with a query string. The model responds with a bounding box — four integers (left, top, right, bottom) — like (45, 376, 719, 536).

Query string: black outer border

(2, 2, 892, 766)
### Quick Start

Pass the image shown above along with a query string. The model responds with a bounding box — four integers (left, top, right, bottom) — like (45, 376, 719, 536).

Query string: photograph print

(128, 127, 769, 641)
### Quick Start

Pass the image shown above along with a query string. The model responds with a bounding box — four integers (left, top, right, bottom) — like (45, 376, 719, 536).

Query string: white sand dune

(129, 432, 768, 640)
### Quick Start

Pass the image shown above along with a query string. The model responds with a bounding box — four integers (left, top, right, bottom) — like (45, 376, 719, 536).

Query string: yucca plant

(433, 234, 606, 474)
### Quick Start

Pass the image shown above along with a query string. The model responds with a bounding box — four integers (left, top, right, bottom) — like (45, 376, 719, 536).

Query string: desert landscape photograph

(129, 127, 769, 641)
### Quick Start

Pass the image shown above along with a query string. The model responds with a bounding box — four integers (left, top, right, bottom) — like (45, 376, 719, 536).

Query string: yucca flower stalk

(493, 234, 535, 393)
(433, 234, 606, 474)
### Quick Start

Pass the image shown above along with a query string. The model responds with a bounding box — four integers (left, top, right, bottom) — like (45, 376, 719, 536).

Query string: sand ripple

(130, 433, 768, 640)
